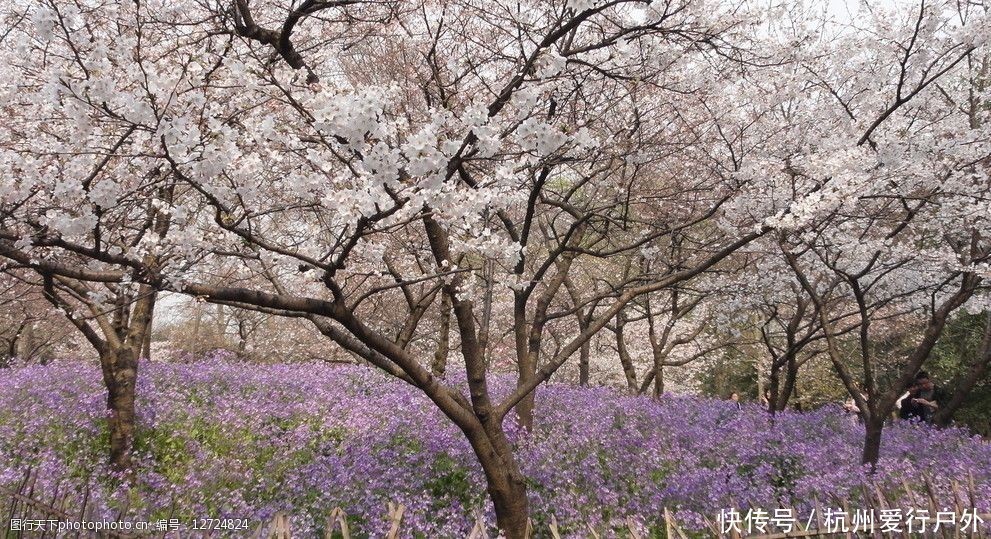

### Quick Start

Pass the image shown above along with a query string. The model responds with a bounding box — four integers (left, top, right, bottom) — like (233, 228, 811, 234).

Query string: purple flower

(1, 360, 988, 537)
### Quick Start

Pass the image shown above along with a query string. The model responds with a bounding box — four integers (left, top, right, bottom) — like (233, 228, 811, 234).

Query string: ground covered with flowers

(1, 360, 989, 537)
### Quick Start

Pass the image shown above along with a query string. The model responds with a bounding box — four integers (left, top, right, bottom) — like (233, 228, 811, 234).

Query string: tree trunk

(478, 260, 494, 369)
(485, 468, 529, 538)
(653, 364, 664, 397)
(190, 302, 203, 354)
(578, 339, 590, 387)
(767, 361, 781, 413)
(101, 288, 155, 472)
(141, 290, 156, 362)
(515, 372, 536, 431)
(768, 353, 799, 412)
(615, 313, 638, 392)
(101, 348, 139, 472)
(142, 316, 153, 360)
(565, 277, 592, 387)
(141, 331, 152, 360)
(861, 418, 884, 468)
(514, 298, 536, 431)
(432, 291, 452, 377)
(19, 323, 38, 361)
(236, 319, 249, 355)
(778, 355, 799, 411)
(463, 422, 531, 538)
(792, 383, 803, 412)
(10, 321, 25, 359)
(513, 252, 578, 431)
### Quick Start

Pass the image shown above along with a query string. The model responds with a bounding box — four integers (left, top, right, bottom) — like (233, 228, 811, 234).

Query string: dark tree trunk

(141, 333, 151, 360)
(102, 348, 139, 472)
(462, 420, 530, 538)
(862, 418, 884, 468)
(578, 339, 590, 387)
(778, 356, 799, 411)
(432, 291, 452, 377)
(102, 288, 155, 472)
(513, 297, 536, 431)
(653, 364, 664, 398)
(512, 248, 578, 431)
(767, 361, 781, 413)
(615, 313, 638, 392)
(514, 382, 536, 431)
(484, 463, 529, 537)
(769, 353, 799, 412)
(141, 318, 152, 360)
(8, 321, 27, 360)
(514, 375, 536, 432)
(566, 278, 592, 388)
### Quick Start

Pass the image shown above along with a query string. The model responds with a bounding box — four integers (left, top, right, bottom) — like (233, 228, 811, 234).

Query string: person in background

(730, 392, 742, 410)
(843, 397, 863, 424)
(899, 371, 944, 423)
(911, 371, 943, 423)
(899, 378, 924, 421)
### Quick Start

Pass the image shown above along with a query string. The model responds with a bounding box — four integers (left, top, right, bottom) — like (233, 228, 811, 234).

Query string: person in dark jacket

(899, 371, 944, 423)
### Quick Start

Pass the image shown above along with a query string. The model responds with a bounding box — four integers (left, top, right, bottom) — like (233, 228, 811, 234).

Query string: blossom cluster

(1, 360, 989, 537)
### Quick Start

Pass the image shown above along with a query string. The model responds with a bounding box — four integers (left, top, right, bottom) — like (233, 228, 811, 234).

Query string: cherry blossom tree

(760, 0, 991, 465)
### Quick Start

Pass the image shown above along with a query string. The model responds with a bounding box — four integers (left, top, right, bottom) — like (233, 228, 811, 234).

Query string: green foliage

(425, 453, 479, 509)
(696, 351, 757, 399)
(134, 422, 193, 484)
(388, 433, 425, 456)
(930, 311, 991, 436)
(790, 356, 848, 410)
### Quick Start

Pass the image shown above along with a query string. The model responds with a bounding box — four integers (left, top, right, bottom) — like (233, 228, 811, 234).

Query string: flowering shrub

(1, 360, 989, 537)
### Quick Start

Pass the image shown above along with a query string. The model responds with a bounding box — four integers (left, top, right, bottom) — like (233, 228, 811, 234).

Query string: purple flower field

(1, 359, 989, 537)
